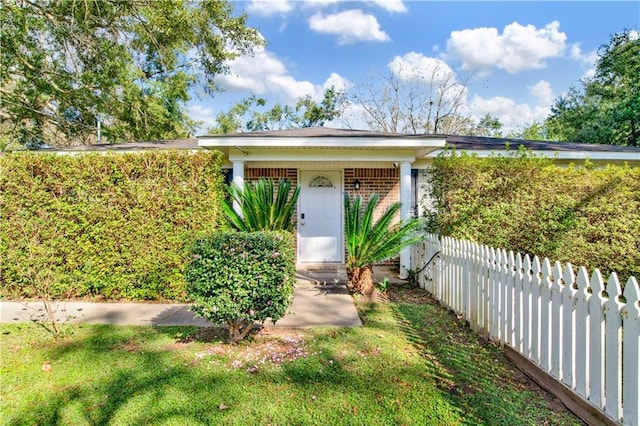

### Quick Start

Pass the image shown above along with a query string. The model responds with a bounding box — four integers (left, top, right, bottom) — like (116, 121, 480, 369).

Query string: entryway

(297, 170, 343, 263)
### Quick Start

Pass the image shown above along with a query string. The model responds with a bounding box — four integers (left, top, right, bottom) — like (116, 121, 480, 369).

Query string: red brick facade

(245, 168, 298, 187)
(244, 167, 401, 267)
(344, 168, 400, 221)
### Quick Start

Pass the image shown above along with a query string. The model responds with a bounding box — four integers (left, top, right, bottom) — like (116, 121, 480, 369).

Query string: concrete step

(295, 269, 348, 286)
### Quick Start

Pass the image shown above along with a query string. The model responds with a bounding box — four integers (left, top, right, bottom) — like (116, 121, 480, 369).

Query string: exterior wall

(242, 166, 402, 269)
(344, 168, 400, 267)
(344, 168, 399, 221)
(245, 168, 298, 187)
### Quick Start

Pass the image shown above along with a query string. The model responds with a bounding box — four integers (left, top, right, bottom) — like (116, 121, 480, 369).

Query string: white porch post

(399, 161, 411, 279)
(232, 160, 245, 215)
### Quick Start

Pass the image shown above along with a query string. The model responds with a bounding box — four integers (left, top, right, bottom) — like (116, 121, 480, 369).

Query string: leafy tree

(0, 0, 262, 148)
(208, 87, 344, 133)
(222, 178, 300, 231)
(545, 30, 640, 146)
(505, 121, 553, 140)
(475, 114, 504, 137)
(344, 193, 423, 301)
(345, 64, 471, 134)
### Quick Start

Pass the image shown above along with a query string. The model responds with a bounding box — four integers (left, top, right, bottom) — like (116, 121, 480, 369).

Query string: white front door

(298, 170, 342, 263)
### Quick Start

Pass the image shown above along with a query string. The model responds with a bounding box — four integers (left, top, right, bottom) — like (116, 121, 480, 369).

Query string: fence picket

(512, 253, 523, 352)
(522, 255, 533, 358)
(540, 258, 553, 371)
(479, 246, 488, 337)
(561, 264, 577, 389)
(604, 273, 623, 421)
(622, 277, 639, 426)
(489, 249, 501, 340)
(574, 266, 590, 398)
(530, 256, 542, 365)
(588, 269, 606, 409)
(550, 261, 564, 380)
(414, 234, 637, 424)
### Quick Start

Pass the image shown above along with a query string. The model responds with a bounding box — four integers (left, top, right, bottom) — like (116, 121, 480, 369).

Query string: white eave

(197, 135, 447, 162)
(425, 149, 640, 162)
(198, 135, 445, 149)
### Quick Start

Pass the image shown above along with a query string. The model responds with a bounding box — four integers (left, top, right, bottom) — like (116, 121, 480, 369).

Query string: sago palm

(345, 193, 423, 299)
(222, 178, 300, 231)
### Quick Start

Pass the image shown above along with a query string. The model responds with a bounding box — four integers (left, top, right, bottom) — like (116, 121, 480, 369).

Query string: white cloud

(309, 9, 390, 44)
(468, 95, 550, 131)
(188, 104, 218, 132)
(530, 80, 554, 107)
(446, 21, 567, 74)
(302, 0, 341, 7)
(388, 52, 456, 83)
(302, 0, 406, 13)
(368, 0, 406, 13)
(322, 72, 350, 93)
(568, 43, 599, 80)
(215, 47, 349, 103)
(387, 52, 469, 108)
(246, 0, 293, 17)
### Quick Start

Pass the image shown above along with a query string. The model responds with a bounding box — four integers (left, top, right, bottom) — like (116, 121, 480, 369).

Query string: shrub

(0, 150, 224, 300)
(185, 231, 295, 343)
(426, 147, 640, 283)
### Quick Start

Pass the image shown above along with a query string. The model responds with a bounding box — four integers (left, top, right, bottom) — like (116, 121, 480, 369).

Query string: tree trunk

(227, 318, 255, 344)
(347, 265, 377, 302)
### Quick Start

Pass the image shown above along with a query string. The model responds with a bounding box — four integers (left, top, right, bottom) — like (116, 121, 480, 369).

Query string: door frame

(297, 169, 344, 264)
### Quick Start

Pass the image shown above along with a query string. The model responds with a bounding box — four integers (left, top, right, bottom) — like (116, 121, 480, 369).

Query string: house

(49, 128, 640, 277)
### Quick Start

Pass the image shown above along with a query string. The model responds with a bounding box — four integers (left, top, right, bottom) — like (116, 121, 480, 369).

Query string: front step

(296, 263, 346, 273)
(295, 264, 348, 286)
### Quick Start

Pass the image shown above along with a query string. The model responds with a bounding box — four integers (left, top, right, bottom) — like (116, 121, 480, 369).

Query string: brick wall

(344, 168, 400, 268)
(245, 168, 298, 187)
(242, 167, 401, 268)
(344, 168, 400, 221)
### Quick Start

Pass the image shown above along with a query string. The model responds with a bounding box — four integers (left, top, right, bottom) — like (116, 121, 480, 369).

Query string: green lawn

(1, 286, 581, 425)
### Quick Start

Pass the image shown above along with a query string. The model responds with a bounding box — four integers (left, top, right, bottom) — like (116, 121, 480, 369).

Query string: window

(308, 175, 334, 188)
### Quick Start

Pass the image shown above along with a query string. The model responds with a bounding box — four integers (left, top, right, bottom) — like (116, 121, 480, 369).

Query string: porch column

(399, 161, 412, 279)
(232, 160, 245, 215)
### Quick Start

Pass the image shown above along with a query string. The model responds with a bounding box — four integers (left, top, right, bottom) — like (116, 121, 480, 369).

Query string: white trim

(399, 162, 412, 279)
(232, 161, 245, 216)
(424, 149, 640, 161)
(198, 136, 446, 149)
(228, 148, 417, 162)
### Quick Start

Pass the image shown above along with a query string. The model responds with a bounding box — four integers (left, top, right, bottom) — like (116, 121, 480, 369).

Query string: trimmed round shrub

(185, 231, 295, 343)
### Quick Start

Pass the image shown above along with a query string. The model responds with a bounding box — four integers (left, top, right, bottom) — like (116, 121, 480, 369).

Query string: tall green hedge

(426, 148, 640, 283)
(0, 150, 224, 300)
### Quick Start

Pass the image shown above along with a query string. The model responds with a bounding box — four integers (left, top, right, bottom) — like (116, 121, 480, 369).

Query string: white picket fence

(411, 234, 640, 426)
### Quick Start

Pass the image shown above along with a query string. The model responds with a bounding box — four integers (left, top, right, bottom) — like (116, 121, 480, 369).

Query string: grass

(0, 284, 582, 425)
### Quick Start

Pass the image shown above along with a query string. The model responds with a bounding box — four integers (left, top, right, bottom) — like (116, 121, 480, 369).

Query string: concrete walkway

(0, 273, 362, 328)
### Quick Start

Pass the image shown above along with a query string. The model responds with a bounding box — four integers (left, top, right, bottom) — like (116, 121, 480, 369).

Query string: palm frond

(344, 192, 423, 270)
(223, 178, 300, 231)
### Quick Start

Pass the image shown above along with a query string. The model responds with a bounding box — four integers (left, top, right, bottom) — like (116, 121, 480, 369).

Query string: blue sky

(188, 1, 640, 134)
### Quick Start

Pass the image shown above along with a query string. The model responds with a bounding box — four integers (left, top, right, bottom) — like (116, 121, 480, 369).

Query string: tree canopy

(207, 87, 344, 133)
(0, 0, 262, 148)
(545, 29, 640, 146)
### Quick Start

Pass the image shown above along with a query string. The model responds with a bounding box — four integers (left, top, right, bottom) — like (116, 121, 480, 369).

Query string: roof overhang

(424, 149, 640, 162)
(197, 135, 447, 163)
